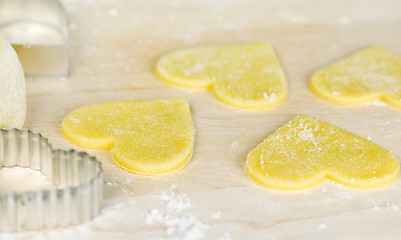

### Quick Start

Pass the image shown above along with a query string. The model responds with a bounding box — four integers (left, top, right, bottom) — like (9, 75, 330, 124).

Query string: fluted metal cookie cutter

(0, 129, 103, 232)
(0, 0, 69, 79)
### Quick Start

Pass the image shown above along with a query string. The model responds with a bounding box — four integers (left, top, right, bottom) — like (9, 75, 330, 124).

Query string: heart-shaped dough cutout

(62, 98, 195, 175)
(156, 43, 288, 109)
(311, 46, 401, 107)
(246, 115, 400, 190)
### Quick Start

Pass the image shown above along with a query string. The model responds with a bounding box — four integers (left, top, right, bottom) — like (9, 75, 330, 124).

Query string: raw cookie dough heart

(156, 43, 288, 110)
(0, 33, 26, 128)
(62, 98, 195, 175)
(246, 115, 400, 191)
(311, 46, 401, 107)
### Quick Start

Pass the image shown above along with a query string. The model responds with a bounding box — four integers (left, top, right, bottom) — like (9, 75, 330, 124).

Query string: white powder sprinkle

(0, 233, 13, 240)
(146, 209, 165, 223)
(391, 204, 400, 212)
(262, 92, 269, 99)
(104, 179, 118, 186)
(230, 140, 239, 148)
(108, 8, 118, 16)
(298, 129, 314, 141)
(278, 9, 305, 23)
(385, 203, 400, 212)
(166, 214, 208, 238)
(70, 118, 80, 124)
(148, 213, 208, 240)
(147, 187, 208, 240)
(317, 223, 327, 229)
(269, 93, 277, 102)
(159, 190, 191, 212)
(211, 211, 221, 219)
(219, 232, 232, 240)
(183, 62, 206, 76)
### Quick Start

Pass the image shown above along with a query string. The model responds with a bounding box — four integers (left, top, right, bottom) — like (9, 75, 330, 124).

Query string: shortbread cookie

(246, 115, 400, 190)
(311, 46, 401, 107)
(156, 43, 287, 109)
(62, 98, 195, 175)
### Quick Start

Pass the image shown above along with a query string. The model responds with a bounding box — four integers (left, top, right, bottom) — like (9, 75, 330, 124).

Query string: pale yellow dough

(156, 43, 288, 110)
(311, 46, 401, 107)
(246, 115, 400, 191)
(62, 98, 195, 175)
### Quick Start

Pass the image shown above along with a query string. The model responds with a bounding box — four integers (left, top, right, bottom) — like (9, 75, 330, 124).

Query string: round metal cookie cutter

(0, 129, 103, 232)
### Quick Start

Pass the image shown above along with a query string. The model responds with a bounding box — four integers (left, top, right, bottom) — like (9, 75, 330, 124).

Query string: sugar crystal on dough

(311, 46, 401, 107)
(246, 115, 400, 190)
(156, 43, 288, 109)
(62, 98, 195, 175)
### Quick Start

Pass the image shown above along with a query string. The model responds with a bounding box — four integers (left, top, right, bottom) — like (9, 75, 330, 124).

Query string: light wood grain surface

(2, 0, 401, 239)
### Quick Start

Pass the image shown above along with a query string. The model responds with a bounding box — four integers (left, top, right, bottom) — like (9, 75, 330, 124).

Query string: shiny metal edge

(0, 128, 103, 232)
(0, 0, 69, 78)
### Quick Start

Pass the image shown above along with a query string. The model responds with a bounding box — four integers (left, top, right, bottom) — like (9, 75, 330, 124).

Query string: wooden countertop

(3, 0, 401, 239)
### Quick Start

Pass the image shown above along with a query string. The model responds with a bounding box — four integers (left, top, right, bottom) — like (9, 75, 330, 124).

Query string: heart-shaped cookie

(246, 115, 400, 190)
(156, 43, 288, 110)
(62, 98, 195, 175)
(311, 46, 401, 107)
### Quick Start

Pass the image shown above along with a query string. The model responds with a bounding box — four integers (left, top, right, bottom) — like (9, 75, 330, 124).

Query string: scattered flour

(108, 8, 118, 16)
(211, 211, 222, 219)
(219, 232, 232, 240)
(147, 186, 209, 240)
(390, 204, 400, 212)
(230, 140, 239, 148)
(160, 189, 192, 212)
(70, 117, 80, 124)
(0, 233, 13, 240)
(262, 92, 269, 99)
(278, 9, 306, 23)
(373, 203, 401, 212)
(317, 223, 327, 229)
(385, 202, 400, 212)
(298, 128, 314, 141)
